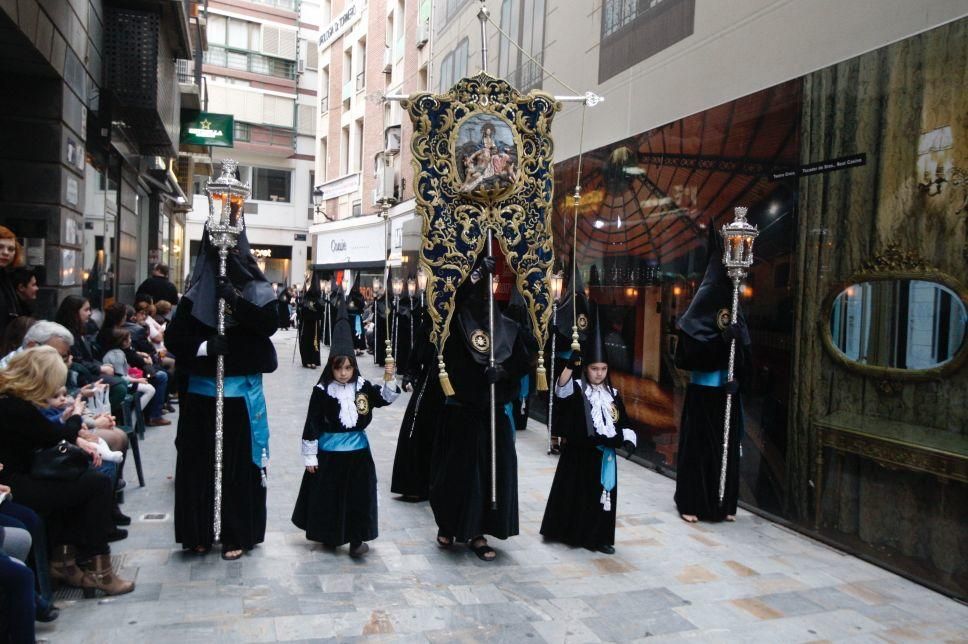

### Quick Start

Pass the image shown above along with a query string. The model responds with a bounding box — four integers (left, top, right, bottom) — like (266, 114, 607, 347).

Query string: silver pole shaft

(487, 229, 497, 509)
(718, 276, 741, 505)
(478, 1, 488, 72)
(547, 303, 557, 454)
(213, 247, 228, 543)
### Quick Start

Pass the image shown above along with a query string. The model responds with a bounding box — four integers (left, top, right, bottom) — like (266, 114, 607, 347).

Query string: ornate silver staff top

(204, 159, 250, 542)
(717, 206, 758, 506)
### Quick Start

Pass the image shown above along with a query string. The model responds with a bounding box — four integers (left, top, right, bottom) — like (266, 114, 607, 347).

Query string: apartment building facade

(309, 0, 431, 289)
(185, 0, 320, 288)
(431, 0, 968, 597)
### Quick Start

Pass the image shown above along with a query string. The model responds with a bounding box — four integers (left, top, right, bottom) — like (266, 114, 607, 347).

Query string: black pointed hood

(184, 227, 276, 328)
(455, 260, 519, 366)
(505, 283, 532, 331)
(322, 295, 360, 382)
(677, 221, 748, 343)
(585, 302, 606, 364)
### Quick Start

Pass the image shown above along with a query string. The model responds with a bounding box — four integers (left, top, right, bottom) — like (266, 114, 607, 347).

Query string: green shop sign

(180, 112, 234, 147)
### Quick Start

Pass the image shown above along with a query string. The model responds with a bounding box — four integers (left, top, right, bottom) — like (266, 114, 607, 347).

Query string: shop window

(251, 167, 291, 202)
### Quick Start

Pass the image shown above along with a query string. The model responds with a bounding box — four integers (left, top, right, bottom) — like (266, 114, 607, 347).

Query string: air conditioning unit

(384, 125, 401, 155)
(382, 46, 392, 73)
(373, 154, 399, 204)
(416, 17, 429, 48)
(297, 59, 305, 73)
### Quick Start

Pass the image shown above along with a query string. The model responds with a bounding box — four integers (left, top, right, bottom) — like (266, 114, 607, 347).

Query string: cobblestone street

(42, 329, 968, 643)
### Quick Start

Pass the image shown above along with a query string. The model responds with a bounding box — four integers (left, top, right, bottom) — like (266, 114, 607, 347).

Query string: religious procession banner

(404, 72, 560, 394)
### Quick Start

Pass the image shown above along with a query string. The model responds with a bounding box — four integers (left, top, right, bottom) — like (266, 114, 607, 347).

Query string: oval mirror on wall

(828, 279, 967, 374)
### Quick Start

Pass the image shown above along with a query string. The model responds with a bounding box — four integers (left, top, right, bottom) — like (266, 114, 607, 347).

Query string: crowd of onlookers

(0, 225, 180, 641)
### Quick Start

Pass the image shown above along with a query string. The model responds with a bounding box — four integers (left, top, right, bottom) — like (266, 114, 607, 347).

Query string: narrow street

(43, 329, 968, 643)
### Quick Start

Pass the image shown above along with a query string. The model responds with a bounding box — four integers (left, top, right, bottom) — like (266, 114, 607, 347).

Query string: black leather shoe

(598, 544, 615, 555)
(113, 507, 132, 526)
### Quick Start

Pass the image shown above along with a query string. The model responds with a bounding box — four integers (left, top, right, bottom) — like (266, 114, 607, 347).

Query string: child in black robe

(540, 306, 636, 554)
(291, 329, 399, 556)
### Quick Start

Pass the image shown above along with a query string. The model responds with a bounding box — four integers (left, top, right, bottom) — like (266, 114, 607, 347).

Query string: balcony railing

(320, 95, 329, 113)
(356, 71, 365, 92)
(204, 45, 297, 80)
(236, 122, 296, 150)
(176, 59, 199, 85)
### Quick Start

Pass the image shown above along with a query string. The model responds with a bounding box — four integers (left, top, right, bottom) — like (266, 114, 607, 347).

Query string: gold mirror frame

(819, 245, 968, 382)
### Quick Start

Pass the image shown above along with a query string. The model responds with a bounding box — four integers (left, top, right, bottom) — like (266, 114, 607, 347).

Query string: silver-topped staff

(547, 272, 564, 455)
(204, 159, 250, 543)
(718, 206, 758, 505)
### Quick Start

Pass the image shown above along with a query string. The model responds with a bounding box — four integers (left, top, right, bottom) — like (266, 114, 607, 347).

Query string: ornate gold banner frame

(404, 72, 560, 394)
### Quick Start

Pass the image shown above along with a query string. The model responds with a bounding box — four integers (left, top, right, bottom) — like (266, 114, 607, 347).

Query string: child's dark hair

(322, 353, 359, 384)
(110, 328, 131, 350)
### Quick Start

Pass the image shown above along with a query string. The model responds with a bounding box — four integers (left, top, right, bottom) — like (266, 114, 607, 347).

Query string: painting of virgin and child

(456, 114, 519, 194)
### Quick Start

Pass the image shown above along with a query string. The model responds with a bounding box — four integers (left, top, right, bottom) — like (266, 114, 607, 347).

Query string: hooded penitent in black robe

(390, 316, 443, 500)
(673, 223, 751, 522)
(297, 287, 322, 367)
(346, 277, 366, 351)
(291, 307, 399, 546)
(276, 291, 292, 329)
(373, 297, 392, 366)
(429, 274, 532, 542)
(167, 228, 278, 552)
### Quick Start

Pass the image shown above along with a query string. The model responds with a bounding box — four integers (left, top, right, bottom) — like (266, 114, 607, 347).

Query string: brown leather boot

(49, 545, 89, 589)
(80, 554, 135, 598)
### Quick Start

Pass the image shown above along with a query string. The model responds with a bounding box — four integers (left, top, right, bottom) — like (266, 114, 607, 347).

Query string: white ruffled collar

(583, 381, 616, 438)
(323, 376, 365, 429)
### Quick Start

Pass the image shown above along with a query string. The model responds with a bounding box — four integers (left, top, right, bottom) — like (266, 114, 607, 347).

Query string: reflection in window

(498, 0, 545, 91)
(830, 280, 966, 369)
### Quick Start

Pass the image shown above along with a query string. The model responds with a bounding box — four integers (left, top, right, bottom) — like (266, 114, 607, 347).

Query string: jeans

(0, 502, 51, 602)
(0, 555, 35, 643)
(145, 368, 169, 419)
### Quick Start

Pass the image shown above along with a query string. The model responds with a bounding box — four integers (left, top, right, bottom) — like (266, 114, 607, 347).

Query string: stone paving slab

(40, 329, 968, 643)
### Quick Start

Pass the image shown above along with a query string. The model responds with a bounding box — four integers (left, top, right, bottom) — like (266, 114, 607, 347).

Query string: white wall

(545, 0, 968, 160)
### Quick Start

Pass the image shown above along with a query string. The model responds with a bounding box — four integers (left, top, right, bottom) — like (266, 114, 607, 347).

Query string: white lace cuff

(302, 439, 318, 466)
(381, 382, 401, 403)
(621, 428, 637, 447)
(555, 378, 575, 399)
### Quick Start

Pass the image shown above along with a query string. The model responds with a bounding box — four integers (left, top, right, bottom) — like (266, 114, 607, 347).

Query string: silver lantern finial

(716, 206, 758, 507)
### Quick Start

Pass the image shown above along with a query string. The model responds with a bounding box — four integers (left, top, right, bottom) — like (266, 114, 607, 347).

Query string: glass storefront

(546, 18, 967, 598)
(550, 80, 800, 517)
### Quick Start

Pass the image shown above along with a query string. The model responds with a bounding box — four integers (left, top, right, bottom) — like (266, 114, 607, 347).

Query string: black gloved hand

(217, 279, 240, 307)
(622, 440, 636, 458)
(470, 256, 497, 284)
(207, 335, 230, 357)
(721, 322, 743, 343)
(567, 350, 582, 371)
(724, 379, 739, 395)
(401, 377, 413, 392)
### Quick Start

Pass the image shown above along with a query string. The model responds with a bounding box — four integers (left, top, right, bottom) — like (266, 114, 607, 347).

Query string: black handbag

(30, 440, 90, 480)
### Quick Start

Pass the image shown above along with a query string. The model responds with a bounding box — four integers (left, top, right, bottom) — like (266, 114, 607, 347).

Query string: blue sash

(691, 370, 728, 387)
(188, 374, 269, 468)
(518, 374, 530, 401)
(597, 446, 616, 493)
(319, 431, 369, 452)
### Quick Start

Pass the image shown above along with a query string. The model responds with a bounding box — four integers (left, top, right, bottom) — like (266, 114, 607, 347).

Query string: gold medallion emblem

(355, 393, 370, 416)
(716, 308, 731, 331)
(471, 329, 491, 353)
(609, 403, 619, 423)
(576, 313, 589, 331)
